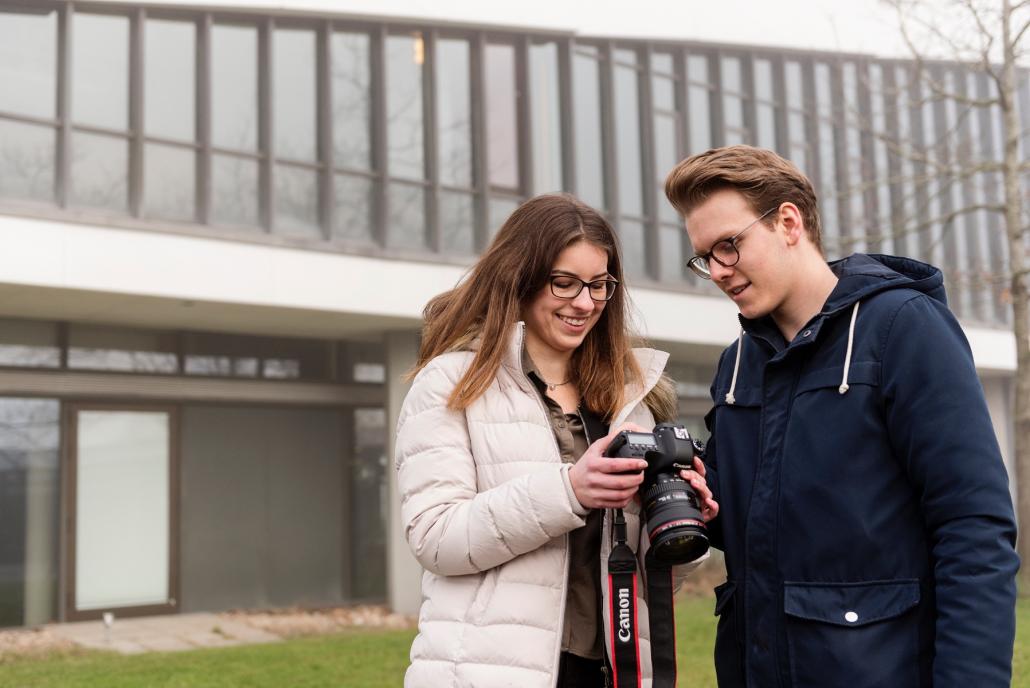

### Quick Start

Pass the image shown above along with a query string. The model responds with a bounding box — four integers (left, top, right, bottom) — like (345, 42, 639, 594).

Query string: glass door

(66, 404, 178, 620)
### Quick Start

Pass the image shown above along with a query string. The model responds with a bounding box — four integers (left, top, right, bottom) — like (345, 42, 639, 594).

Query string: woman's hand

(569, 424, 649, 509)
(679, 456, 719, 522)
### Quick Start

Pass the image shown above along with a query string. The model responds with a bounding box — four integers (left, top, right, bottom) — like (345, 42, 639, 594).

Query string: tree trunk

(1000, 0, 1030, 584)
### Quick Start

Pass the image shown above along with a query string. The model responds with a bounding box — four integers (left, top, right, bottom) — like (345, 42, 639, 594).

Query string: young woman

(396, 193, 717, 688)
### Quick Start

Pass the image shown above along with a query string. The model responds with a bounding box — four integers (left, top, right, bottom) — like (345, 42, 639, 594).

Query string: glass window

(0, 319, 59, 368)
(815, 63, 839, 253)
(530, 41, 563, 194)
(332, 32, 371, 171)
(488, 197, 520, 241)
(69, 325, 178, 374)
(659, 224, 684, 282)
(71, 132, 128, 211)
(333, 174, 374, 243)
(211, 154, 259, 228)
(274, 28, 317, 162)
(721, 56, 745, 145)
(144, 143, 195, 223)
(274, 164, 320, 238)
(0, 7, 57, 119)
(183, 331, 330, 380)
(439, 190, 474, 255)
(212, 24, 258, 152)
(784, 61, 809, 170)
(436, 39, 472, 188)
(687, 56, 711, 153)
(619, 219, 646, 279)
(573, 47, 605, 209)
(387, 183, 427, 249)
(0, 398, 61, 627)
(485, 44, 519, 189)
(350, 407, 388, 600)
(754, 59, 776, 149)
(72, 13, 129, 131)
(0, 120, 54, 203)
(386, 33, 425, 182)
(653, 71, 680, 226)
(614, 51, 643, 218)
(144, 19, 195, 142)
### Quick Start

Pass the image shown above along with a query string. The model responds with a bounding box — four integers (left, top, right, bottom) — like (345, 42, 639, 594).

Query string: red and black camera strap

(606, 510, 678, 688)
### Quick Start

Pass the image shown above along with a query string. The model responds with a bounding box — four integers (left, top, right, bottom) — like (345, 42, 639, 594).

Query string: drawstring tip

(725, 393, 735, 404)
(838, 384, 849, 395)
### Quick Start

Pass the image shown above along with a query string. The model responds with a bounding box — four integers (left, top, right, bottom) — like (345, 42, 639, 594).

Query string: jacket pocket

(783, 579, 920, 688)
(713, 581, 746, 687)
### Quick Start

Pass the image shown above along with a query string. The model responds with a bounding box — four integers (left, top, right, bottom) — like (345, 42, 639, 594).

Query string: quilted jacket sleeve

(396, 356, 588, 576)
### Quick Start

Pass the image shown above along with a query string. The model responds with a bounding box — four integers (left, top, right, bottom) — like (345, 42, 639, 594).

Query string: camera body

(604, 423, 709, 565)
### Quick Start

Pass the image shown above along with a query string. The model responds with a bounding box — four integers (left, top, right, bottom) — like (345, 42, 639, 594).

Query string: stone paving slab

(47, 612, 281, 655)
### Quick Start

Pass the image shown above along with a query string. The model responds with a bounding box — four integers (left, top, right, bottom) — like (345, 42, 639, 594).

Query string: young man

(665, 145, 1019, 687)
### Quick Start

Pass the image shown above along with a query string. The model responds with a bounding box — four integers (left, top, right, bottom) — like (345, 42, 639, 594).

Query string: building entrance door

(65, 404, 178, 621)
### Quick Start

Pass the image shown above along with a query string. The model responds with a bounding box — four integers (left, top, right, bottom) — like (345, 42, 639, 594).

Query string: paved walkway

(47, 613, 281, 655)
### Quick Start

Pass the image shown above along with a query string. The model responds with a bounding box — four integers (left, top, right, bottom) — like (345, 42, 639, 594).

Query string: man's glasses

(549, 275, 619, 302)
(687, 206, 779, 279)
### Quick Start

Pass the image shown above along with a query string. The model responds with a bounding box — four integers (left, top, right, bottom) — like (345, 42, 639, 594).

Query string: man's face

(685, 188, 792, 321)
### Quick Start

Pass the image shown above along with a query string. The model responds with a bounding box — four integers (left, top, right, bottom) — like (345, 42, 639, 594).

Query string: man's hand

(680, 456, 719, 522)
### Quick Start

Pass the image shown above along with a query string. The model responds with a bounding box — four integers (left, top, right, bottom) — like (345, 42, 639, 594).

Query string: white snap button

(802, 329, 812, 337)
(844, 611, 858, 623)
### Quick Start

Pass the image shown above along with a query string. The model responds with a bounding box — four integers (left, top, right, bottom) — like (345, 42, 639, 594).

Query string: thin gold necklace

(541, 377, 572, 391)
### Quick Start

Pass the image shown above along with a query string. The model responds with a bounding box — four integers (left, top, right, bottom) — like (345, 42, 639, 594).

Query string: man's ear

(779, 202, 805, 246)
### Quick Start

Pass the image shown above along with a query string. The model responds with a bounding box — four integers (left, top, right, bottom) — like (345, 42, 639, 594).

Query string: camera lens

(642, 475, 709, 565)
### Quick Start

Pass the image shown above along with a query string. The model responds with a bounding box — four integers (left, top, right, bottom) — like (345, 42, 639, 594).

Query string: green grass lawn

(2, 596, 1028, 687)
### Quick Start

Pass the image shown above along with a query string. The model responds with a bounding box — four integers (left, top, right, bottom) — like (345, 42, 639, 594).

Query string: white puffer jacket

(396, 323, 700, 688)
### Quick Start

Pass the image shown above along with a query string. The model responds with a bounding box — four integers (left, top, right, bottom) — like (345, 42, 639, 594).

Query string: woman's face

(522, 240, 611, 359)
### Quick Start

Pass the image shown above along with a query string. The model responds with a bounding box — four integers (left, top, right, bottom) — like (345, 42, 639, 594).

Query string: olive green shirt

(523, 349, 603, 660)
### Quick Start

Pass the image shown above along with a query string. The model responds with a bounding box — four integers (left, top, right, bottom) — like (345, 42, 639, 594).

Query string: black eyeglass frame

(687, 206, 780, 279)
(548, 275, 620, 302)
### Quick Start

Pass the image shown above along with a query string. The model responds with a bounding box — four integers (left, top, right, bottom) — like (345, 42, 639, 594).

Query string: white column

(980, 375, 1017, 519)
(385, 330, 423, 615)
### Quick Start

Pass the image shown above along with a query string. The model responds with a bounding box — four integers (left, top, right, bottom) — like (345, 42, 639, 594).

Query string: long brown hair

(413, 193, 645, 421)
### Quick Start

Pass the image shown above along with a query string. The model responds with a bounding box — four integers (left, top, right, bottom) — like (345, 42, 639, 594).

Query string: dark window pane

(333, 174, 374, 244)
(619, 219, 646, 280)
(212, 24, 258, 152)
(350, 407, 387, 600)
(69, 325, 178, 373)
(0, 398, 61, 627)
(485, 44, 519, 189)
(387, 183, 426, 249)
(439, 190, 474, 255)
(437, 39, 472, 188)
(183, 331, 330, 381)
(0, 319, 59, 368)
(274, 29, 317, 161)
(72, 14, 129, 131)
(331, 32, 371, 171)
(530, 42, 563, 194)
(386, 33, 425, 181)
(211, 154, 259, 227)
(0, 8, 56, 119)
(0, 120, 54, 203)
(274, 164, 320, 238)
(614, 57, 643, 217)
(573, 51, 605, 209)
(144, 143, 194, 223)
(71, 132, 128, 211)
(145, 19, 195, 141)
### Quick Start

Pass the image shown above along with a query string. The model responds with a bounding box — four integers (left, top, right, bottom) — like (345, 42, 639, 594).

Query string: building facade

(0, 0, 1022, 626)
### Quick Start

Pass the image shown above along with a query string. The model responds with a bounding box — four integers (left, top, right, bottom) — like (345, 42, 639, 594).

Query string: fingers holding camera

(569, 436, 648, 510)
(680, 457, 719, 522)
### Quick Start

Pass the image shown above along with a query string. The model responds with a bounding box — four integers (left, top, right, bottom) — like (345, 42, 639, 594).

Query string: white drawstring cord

(726, 328, 744, 404)
(839, 302, 860, 395)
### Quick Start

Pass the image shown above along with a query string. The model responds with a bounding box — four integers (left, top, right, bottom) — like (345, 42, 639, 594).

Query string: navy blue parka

(703, 254, 1018, 687)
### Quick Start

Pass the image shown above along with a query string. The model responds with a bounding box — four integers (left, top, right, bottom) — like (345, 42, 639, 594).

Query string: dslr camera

(604, 422, 709, 565)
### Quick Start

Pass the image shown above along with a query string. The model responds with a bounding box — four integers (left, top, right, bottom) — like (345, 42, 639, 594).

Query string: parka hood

(824, 253, 946, 314)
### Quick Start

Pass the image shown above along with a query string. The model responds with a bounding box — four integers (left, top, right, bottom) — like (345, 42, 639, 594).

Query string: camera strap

(606, 510, 679, 688)
(607, 508, 641, 688)
(643, 551, 677, 688)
